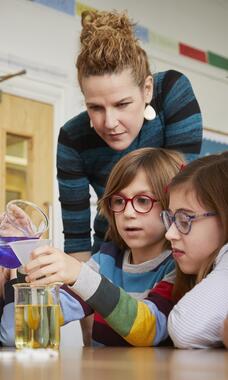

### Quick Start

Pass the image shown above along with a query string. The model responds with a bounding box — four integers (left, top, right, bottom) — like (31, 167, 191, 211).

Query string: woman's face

(165, 186, 224, 275)
(81, 69, 153, 151)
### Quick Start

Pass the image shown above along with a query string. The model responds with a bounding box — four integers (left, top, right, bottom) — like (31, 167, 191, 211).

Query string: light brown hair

(169, 151, 228, 301)
(99, 147, 185, 251)
(76, 10, 151, 90)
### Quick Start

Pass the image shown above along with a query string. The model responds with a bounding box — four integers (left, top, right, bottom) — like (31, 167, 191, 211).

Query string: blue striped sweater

(57, 70, 202, 254)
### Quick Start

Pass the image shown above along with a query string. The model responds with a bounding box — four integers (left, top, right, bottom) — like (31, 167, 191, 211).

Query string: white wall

(84, 0, 228, 56)
(0, 0, 228, 347)
(83, 0, 228, 134)
(1, 0, 228, 131)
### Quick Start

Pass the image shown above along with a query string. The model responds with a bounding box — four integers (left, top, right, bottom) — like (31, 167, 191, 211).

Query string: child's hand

(0, 268, 9, 298)
(7, 205, 35, 236)
(0, 206, 34, 237)
(0, 268, 17, 298)
(24, 246, 82, 286)
(0, 212, 18, 236)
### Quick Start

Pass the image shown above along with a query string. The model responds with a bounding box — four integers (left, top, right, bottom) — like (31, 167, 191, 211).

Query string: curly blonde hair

(76, 10, 151, 89)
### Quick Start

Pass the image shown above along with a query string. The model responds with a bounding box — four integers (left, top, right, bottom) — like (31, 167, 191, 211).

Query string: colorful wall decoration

(201, 139, 228, 156)
(28, 1, 228, 72)
(33, 0, 75, 15)
(201, 129, 228, 156)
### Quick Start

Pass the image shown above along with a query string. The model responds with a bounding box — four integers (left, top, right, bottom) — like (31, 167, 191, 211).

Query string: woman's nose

(105, 110, 118, 130)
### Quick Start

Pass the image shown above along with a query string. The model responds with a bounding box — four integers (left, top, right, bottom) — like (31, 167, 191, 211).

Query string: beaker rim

(6, 199, 49, 236)
(13, 282, 63, 289)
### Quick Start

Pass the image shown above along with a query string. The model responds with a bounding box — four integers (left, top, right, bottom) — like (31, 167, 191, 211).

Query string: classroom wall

(1, 0, 228, 132)
(0, 0, 228, 347)
(82, 0, 228, 135)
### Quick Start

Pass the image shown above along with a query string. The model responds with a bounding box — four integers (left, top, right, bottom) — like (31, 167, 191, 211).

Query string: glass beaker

(13, 283, 61, 350)
(0, 199, 49, 268)
(3, 199, 49, 238)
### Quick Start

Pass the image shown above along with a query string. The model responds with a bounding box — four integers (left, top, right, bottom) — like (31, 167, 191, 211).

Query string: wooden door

(0, 92, 53, 223)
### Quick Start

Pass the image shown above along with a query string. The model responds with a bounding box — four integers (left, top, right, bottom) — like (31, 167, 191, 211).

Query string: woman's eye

(88, 105, 102, 111)
(117, 102, 131, 108)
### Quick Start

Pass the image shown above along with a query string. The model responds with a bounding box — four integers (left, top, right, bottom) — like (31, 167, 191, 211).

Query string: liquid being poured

(0, 200, 48, 269)
(0, 237, 38, 268)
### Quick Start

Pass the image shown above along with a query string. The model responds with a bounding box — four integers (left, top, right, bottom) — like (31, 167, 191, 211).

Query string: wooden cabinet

(0, 92, 53, 222)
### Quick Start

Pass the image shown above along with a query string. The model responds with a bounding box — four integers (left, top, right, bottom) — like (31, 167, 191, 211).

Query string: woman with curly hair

(57, 10, 202, 344)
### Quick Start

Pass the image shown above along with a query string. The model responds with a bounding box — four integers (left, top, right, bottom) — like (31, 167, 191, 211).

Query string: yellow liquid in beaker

(15, 304, 60, 349)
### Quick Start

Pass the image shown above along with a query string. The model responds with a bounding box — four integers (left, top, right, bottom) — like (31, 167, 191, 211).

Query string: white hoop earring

(90, 120, 93, 128)
(144, 104, 156, 121)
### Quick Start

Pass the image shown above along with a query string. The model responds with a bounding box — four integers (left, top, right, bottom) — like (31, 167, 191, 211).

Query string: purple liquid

(0, 237, 38, 268)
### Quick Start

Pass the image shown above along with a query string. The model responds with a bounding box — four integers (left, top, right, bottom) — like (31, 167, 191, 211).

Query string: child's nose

(165, 222, 180, 241)
(124, 201, 136, 216)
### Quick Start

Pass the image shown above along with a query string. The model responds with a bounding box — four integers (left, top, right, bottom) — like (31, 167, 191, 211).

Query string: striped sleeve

(59, 286, 94, 324)
(71, 263, 174, 346)
(0, 279, 19, 346)
(0, 296, 5, 346)
(0, 280, 94, 347)
(57, 126, 91, 253)
(0, 297, 3, 322)
(161, 70, 202, 161)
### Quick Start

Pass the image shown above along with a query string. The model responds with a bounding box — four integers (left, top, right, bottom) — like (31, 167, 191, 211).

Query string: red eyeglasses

(108, 194, 158, 214)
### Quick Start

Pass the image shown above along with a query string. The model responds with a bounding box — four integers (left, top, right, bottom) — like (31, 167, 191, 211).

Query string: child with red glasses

(160, 151, 228, 348)
(0, 147, 184, 347)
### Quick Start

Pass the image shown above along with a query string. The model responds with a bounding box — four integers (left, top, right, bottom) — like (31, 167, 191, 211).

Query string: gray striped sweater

(168, 244, 228, 348)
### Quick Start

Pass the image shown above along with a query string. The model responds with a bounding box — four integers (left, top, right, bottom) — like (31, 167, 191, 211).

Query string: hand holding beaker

(0, 200, 49, 269)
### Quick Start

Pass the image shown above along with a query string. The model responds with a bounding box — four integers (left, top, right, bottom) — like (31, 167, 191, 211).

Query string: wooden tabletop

(1, 346, 228, 380)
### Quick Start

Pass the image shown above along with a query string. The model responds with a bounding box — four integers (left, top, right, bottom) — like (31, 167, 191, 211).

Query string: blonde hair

(99, 147, 185, 250)
(169, 151, 228, 301)
(76, 10, 151, 89)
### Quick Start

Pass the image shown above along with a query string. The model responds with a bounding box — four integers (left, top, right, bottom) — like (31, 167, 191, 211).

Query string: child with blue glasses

(160, 151, 228, 348)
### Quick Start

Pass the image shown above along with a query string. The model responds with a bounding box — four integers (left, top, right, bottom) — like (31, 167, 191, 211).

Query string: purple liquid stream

(0, 237, 38, 268)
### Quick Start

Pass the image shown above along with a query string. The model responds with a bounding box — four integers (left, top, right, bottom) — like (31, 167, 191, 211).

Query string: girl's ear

(143, 75, 153, 103)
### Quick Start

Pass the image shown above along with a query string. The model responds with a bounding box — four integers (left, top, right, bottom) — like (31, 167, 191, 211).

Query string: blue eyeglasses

(160, 210, 217, 235)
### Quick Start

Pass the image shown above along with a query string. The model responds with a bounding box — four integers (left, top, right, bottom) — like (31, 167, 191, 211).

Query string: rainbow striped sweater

(0, 242, 175, 347)
(61, 242, 175, 346)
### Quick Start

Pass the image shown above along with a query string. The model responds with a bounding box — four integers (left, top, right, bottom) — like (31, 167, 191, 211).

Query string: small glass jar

(13, 283, 61, 350)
